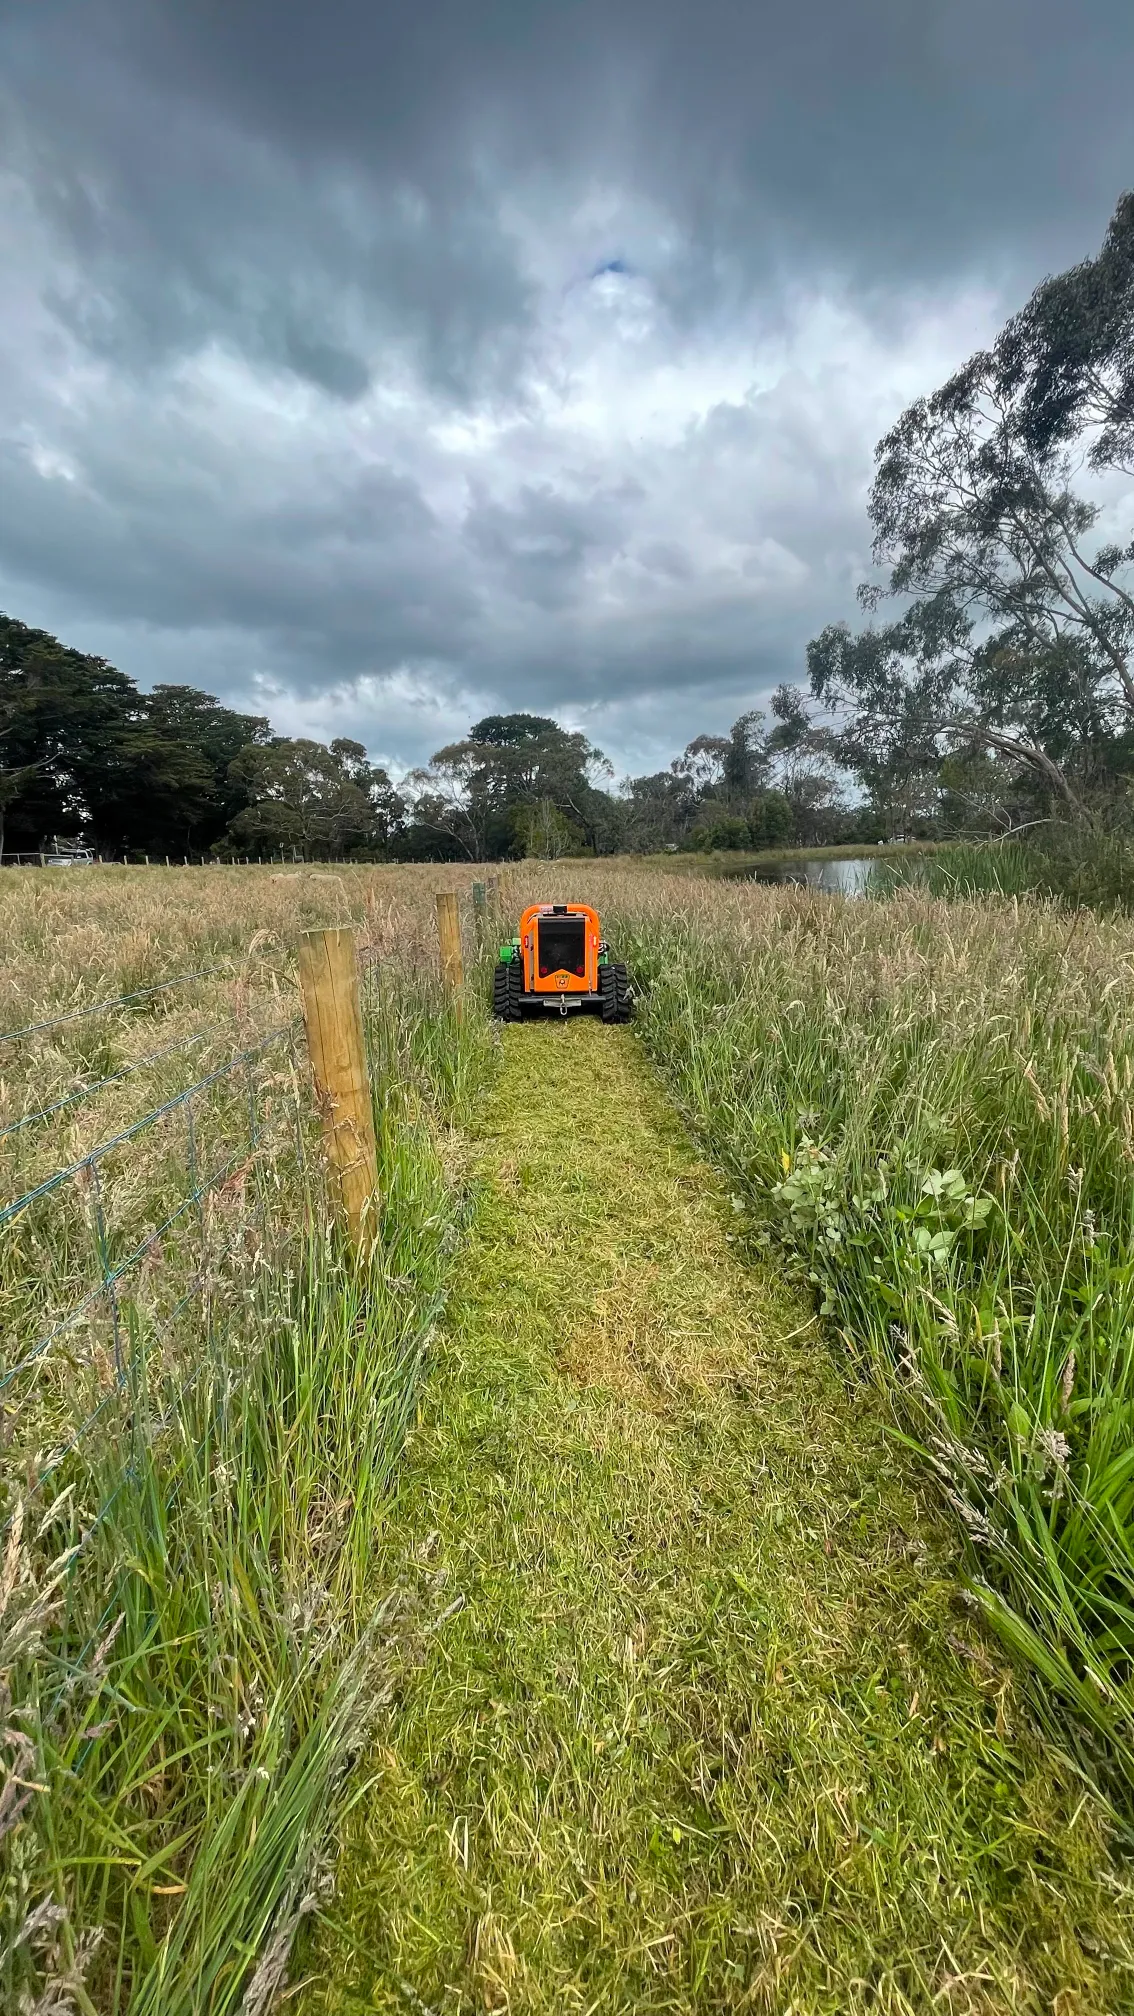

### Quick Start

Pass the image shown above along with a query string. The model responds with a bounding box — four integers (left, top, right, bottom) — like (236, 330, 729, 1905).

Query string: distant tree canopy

(144, 686, 274, 849)
(808, 191, 1134, 834)
(6, 204, 1133, 862)
(0, 615, 409, 860)
(398, 712, 616, 860)
(396, 697, 849, 860)
(0, 611, 871, 862)
(467, 712, 561, 747)
(227, 738, 404, 858)
(0, 615, 274, 857)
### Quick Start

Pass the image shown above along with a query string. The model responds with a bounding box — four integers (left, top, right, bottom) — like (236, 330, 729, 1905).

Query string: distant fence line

(0, 850, 359, 868)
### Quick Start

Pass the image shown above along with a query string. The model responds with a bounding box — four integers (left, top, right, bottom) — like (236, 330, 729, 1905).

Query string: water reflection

(726, 855, 880, 896)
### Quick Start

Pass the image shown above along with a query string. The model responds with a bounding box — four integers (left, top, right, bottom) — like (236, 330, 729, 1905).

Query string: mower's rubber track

(493, 960, 524, 1022)
(599, 960, 633, 1024)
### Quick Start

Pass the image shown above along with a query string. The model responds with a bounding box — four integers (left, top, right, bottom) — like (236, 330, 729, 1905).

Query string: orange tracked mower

(492, 903, 633, 1022)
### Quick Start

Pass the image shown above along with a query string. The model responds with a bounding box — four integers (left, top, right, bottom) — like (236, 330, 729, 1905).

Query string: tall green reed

(2, 955, 493, 2013)
(884, 829, 1134, 911)
(602, 879, 1134, 1812)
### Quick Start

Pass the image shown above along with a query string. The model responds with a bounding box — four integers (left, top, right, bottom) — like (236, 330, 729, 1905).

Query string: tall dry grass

(543, 867, 1134, 1811)
(1, 863, 496, 2012)
(883, 829, 1134, 911)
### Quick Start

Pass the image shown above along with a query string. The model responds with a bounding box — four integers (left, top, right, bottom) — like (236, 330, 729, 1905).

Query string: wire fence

(0, 897, 494, 2010)
(0, 961, 317, 1554)
(0, 1029, 211, 1141)
(0, 964, 237, 1047)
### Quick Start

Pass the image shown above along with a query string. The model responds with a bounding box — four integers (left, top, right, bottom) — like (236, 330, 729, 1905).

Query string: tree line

(0, 601, 860, 861)
(0, 617, 402, 861)
(5, 193, 1132, 863)
(0, 622, 875, 863)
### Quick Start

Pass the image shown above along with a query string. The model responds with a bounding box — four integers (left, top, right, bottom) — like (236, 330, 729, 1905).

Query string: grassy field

(570, 868, 1134, 1806)
(0, 864, 494, 2014)
(300, 1016, 1134, 2014)
(5, 860, 1134, 2009)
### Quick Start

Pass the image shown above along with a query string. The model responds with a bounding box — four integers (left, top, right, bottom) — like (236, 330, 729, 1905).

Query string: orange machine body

(518, 902, 602, 997)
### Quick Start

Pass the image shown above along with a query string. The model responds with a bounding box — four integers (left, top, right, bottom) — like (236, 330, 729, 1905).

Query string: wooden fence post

(298, 926, 380, 1250)
(436, 891, 464, 1019)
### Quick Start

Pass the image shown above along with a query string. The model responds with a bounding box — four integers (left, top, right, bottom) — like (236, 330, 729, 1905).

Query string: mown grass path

(301, 1020, 1133, 2015)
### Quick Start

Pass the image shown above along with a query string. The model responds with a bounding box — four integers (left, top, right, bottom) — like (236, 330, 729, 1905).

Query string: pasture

(4, 862, 1134, 2012)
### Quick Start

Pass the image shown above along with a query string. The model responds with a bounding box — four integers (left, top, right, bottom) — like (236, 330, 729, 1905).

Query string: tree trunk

(948, 722, 1093, 822)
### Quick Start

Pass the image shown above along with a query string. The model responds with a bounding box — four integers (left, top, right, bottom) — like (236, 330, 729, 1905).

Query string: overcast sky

(1, 1, 1132, 778)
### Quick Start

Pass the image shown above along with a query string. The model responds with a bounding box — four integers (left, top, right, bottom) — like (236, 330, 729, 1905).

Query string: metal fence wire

(0, 965, 237, 1047)
(0, 972, 314, 1550)
(0, 1029, 212, 1141)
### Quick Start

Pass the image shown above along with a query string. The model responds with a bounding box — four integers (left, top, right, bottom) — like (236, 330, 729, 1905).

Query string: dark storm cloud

(464, 482, 640, 611)
(1, 36, 536, 404)
(22, 0, 1134, 287)
(0, 427, 476, 664)
(1, 0, 1132, 772)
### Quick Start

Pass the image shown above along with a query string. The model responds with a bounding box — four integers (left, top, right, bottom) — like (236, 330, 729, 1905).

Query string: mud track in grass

(300, 1018, 1134, 2015)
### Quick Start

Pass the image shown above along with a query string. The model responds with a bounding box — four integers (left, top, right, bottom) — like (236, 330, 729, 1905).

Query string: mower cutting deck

(493, 902, 633, 1022)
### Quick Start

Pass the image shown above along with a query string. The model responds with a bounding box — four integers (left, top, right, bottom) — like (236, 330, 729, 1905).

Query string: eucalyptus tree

(226, 737, 402, 857)
(809, 194, 1134, 824)
(403, 713, 614, 859)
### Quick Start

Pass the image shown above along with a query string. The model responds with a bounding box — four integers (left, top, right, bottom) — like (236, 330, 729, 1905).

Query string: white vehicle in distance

(40, 843, 96, 867)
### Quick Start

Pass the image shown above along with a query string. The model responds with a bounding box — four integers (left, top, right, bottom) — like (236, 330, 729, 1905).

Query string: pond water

(724, 854, 882, 895)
